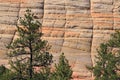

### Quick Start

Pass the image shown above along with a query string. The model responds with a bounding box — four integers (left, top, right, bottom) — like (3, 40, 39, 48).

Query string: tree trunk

(29, 41, 33, 79)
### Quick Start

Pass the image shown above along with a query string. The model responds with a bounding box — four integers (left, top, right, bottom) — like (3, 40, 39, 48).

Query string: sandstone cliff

(0, 0, 119, 79)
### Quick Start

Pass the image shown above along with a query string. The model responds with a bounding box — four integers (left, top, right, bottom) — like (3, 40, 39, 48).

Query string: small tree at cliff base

(87, 31, 120, 80)
(7, 9, 53, 80)
(51, 53, 73, 80)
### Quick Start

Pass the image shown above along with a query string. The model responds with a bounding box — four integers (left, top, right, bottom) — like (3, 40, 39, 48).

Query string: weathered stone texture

(91, 0, 119, 65)
(0, 0, 120, 79)
(42, 0, 92, 77)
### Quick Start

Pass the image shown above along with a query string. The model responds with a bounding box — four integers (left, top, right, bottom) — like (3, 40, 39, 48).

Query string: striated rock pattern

(0, 0, 120, 79)
(43, 0, 92, 77)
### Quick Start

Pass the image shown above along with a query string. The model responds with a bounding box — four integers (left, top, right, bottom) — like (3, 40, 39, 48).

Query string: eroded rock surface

(0, 0, 120, 79)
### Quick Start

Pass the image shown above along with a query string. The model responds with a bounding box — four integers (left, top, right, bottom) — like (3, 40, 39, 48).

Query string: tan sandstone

(0, 0, 120, 79)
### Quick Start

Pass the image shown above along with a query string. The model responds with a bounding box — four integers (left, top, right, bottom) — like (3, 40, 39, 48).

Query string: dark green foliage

(4, 9, 72, 80)
(33, 52, 53, 67)
(0, 65, 6, 75)
(7, 9, 53, 79)
(94, 44, 119, 80)
(108, 31, 120, 47)
(9, 58, 28, 80)
(0, 71, 17, 80)
(33, 67, 51, 80)
(51, 53, 73, 80)
(87, 31, 120, 80)
(0, 65, 17, 80)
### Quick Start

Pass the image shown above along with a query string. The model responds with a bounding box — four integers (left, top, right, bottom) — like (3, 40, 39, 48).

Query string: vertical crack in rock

(10, 2, 21, 45)
(42, 0, 45, 25)
(0, 1, 20, 59)
(16, 2, 21, 25)
(112, 0, 114, 30)
(42, 0, 66, 53)
(89, 0, 94, 77)
(91, 0, 115, 67)
(113, 0, 120, 30)
(61, 0, 66, 52)
(61, 0, 93, 77)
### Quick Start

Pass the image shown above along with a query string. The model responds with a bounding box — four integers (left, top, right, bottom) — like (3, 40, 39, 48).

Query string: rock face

(0, 0, 119, 78)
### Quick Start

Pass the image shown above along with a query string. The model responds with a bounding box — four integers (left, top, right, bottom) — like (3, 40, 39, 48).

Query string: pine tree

(87, 31, 120, 80)
(51, 53, 73, 80)
(7, 9, 53, 80)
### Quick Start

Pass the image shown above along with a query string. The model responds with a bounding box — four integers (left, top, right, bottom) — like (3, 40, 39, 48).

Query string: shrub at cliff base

(50, 53, 73, 80)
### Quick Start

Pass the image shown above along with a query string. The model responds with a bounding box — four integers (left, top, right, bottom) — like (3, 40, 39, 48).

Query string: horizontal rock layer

(0, 0, 120, 79)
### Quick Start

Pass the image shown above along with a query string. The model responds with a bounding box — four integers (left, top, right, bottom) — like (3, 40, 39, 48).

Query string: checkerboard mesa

(0, 0, 120, 79)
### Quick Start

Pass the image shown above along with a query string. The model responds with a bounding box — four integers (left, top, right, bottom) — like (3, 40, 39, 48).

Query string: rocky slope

(0, 0, 119, 79)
